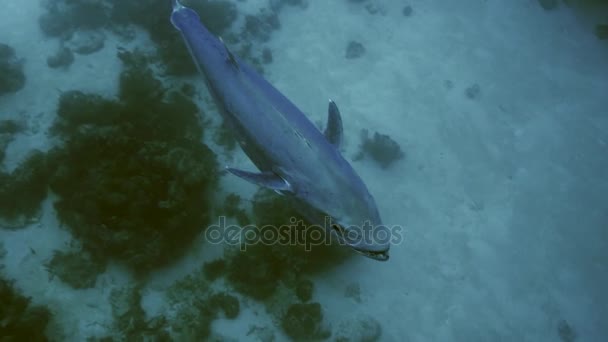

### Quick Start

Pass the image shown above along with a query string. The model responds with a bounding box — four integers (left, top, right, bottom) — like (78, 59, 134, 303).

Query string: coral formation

(46, 51, 219, 272)
(355, 129, 404, 169)
(0, 151, 50, 227)
(281, 302, 331, 340)
(334, 314, 382, 342)
(221, 193, 249, 226)
(225, 189, 351, 300)
(45, 250, 105, 289)
(295, 278, 314, 302)
(112, 0, 237, 75)
(0, 43, 26, 96)
(166, 266, 242, 339)
(345, 41, 366, 59)
(0, 277, 52, 341)
(202, 258, 227, 281)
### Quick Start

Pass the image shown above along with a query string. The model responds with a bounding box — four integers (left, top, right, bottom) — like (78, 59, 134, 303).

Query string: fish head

(292, 169, 391, 262)
(326, 189, 391, 261)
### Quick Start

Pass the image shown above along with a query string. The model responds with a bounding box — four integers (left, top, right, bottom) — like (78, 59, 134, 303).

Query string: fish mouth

(353, 248, 389, 261)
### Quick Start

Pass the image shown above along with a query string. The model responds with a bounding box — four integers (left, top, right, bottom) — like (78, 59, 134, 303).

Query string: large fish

(170, 0, 390, 261)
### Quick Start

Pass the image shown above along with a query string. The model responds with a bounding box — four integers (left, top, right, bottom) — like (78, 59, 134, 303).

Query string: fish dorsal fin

(219, 36, 238, 68)
(324, 100, 343, 148)
(226, 167, 292, 192)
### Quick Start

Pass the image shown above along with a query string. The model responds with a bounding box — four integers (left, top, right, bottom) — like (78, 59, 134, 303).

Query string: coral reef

(538, 0, 560, 10)
(0, 120, 22, 164)
(46, 50, 219, 272)
(0, 43, 26, 96)
(0, 277, 52, 341)
(557, 319, 577, 342)
(465, 83, 481, 99)
(355, 129, 404, 169)
(596, 24, 608, 39)
(225, 189, 351, 300)
(166, 266, 241, 340)
(38, 0, 110, 37)
(334, 314, 382, 342)
(221, 193, 249, 226)
(202, 258, 226, 281)
(295, 279, 314, 302)
(45, 249, 105, 289)
(402, 5, 414, 16)
(208, 292, 240, 319)
(111, 0, 237, 75)
(281, 302, 331, 340)
(0, 151, 51, 227)
(46, 46, 74, 69)
(109, 286, 171, 340)
(345, 41, 366, 59)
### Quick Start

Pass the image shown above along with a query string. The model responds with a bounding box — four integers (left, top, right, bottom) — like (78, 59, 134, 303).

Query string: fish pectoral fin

(324, 99, 343, 148)
(219, 36, 239, 69)
(226, 168, 292, 191)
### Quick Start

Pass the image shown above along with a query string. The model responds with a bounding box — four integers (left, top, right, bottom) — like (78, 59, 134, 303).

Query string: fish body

(170, 1, 390, 260)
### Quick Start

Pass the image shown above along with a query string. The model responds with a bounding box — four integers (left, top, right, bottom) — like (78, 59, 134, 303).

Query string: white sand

(1, 0, 607, 341)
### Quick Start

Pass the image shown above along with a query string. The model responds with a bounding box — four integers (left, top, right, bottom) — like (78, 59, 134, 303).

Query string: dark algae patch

(225, 189, 352, 300)
(46, 51, 219, 273)
(0, 150, 51, 228)
(0, 277, 52, 341)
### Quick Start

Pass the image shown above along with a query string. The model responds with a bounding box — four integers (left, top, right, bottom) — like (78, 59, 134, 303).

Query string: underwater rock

(0, 151, 50, 228)
(46, 53, 219, 272)
(0, 277, 52, 341)
(465, 83, 481, 99)
(402, 5, 413, 17)
(345, 41, 366, 59)
(0, 43, 26, 96)
(47, 46, 74, 69)
(281, 302, 331, 340)
(538, 0, 559, 11)
(45, 249, 105, 289)
(295, 279, 314, 302)
(334, 314, 382, 342)
(356, 129, 404, 169)
(66, 29, 105, 55)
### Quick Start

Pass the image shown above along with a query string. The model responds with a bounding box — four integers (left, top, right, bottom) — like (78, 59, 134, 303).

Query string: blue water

(0, 0, 607, 341)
